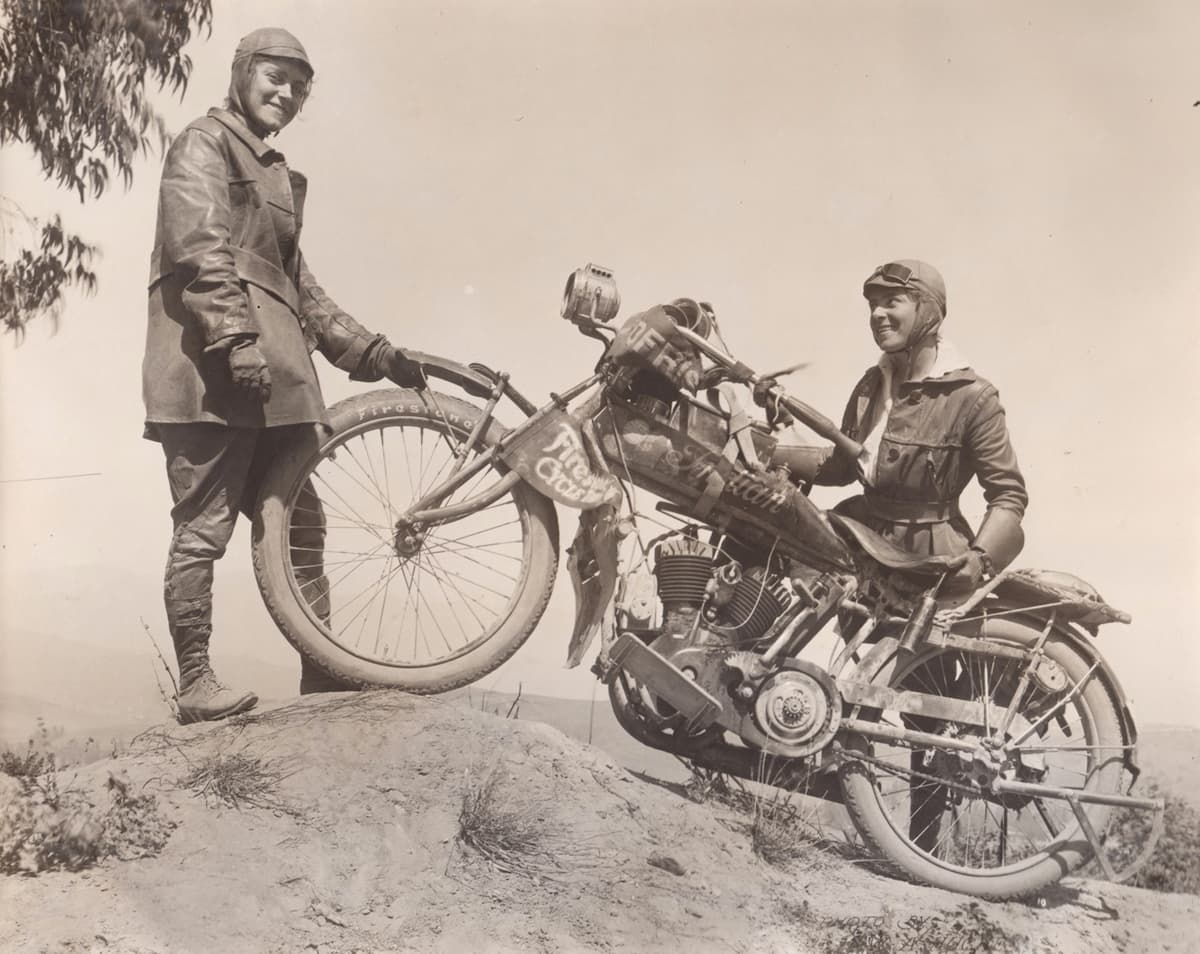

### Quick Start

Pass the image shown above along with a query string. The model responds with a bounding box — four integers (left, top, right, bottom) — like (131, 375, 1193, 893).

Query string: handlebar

(671, 325, 865, 460)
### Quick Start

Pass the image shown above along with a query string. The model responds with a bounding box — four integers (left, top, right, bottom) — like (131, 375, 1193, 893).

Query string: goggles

(867, 262, 915, 286)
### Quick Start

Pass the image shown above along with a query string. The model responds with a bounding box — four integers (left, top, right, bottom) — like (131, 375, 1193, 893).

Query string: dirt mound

(1, 692, 1197, 954)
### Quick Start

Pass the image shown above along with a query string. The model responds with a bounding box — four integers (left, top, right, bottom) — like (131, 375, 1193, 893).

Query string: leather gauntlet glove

(946, 548, 987, 595)
(354, 339, 426, 389)
(383, 345, 427, 389)
(228, 338, 272, 401)
(946, 509, 1024, 595)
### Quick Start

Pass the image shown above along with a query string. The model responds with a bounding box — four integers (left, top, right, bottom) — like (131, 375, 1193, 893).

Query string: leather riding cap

(233, 27, 313, 76)
(863, 259, 947, 317)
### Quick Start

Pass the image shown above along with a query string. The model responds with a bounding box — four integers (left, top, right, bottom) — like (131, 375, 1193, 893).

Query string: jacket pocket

(918, 443, 961, 501)
(227, 177, 261, 247)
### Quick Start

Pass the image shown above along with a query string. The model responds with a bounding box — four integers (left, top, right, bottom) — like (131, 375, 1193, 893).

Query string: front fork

(392, 371, 605, 539)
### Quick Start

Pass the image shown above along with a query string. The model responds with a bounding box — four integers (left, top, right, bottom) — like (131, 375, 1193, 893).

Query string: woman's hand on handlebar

(752, 377, 795, 428)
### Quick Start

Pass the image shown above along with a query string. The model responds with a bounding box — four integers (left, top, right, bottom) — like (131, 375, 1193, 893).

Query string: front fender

(409, 350, 538, 417)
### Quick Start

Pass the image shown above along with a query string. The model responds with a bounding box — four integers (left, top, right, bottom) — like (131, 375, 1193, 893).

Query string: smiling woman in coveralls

(142, 28, 426, 723)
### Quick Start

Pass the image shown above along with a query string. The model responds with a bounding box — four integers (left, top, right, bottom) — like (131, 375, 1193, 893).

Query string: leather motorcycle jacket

(143, 107, 383, 435)
(773, 357, 1028, 571)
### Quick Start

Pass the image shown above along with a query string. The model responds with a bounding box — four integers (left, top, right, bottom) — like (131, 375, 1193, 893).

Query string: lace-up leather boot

(173, 624, 258, 724)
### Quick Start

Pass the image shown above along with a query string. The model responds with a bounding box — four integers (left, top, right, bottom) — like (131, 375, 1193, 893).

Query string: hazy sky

(2, 1, 1198, 725)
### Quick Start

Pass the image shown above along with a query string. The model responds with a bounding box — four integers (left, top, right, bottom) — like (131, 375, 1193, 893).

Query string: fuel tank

(587, 392, 852, 572)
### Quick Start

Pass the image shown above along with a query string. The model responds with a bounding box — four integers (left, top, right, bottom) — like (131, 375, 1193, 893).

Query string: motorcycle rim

(252, 388, 559, 692)
(838, 616, 1125, 899)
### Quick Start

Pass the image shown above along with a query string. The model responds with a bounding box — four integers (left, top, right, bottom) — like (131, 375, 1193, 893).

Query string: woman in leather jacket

(763, 260, 1028, 595)
(142, 28, 424, 722)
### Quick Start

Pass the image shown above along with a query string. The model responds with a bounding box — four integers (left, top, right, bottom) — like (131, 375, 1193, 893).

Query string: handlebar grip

(669, 323, 863, 458)
(778, 395, 864, 459)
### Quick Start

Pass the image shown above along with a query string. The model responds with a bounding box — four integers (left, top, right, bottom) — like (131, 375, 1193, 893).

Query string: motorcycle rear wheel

(252, 388, 559, 692)
(839, 617, 1125, 900)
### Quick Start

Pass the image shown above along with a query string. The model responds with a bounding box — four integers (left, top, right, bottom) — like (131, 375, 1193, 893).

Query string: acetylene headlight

(561, 263, 620, 324)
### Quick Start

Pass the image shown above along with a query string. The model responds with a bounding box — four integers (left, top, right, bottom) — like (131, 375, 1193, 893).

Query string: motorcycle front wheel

(838, 616, 1125, 900)
(252, 388, 559, 692)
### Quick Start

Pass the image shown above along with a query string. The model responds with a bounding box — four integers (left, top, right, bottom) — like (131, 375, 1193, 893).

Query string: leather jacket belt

(863, 494, 957, 525)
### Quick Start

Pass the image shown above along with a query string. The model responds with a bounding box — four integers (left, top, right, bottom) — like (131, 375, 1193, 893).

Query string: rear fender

(849, 609, 1141, 780)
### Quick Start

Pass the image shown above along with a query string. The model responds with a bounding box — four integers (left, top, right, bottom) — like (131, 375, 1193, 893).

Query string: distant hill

(1137, 725, 1200, 808)
(0, 628, 296, 746)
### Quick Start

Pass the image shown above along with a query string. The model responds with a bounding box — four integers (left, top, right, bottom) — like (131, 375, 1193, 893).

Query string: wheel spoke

(418, 552, 493, 633)
(420, 541, 522, 589)
(333, 560, 407, 640)
(353, 432, 392, 520)
(329, 447, 392, 516)
(313, 472, 390, 541)
(426, 539, 525, 564)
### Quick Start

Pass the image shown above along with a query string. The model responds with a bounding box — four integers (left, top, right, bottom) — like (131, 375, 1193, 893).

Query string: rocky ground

(1, 691, 1198, 954)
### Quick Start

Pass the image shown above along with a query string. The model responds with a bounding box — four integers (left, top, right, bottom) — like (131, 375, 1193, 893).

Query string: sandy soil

(2, 691, 1197, 954)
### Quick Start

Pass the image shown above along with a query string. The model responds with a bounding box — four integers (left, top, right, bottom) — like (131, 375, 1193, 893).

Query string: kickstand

(1067, 793, 1166, 883)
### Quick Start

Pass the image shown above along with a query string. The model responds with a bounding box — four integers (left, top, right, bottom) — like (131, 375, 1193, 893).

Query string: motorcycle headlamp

(562, 263, 621, 325)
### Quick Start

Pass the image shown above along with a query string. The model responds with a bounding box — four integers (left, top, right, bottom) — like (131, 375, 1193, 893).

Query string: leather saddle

(827, 512, 967, 576)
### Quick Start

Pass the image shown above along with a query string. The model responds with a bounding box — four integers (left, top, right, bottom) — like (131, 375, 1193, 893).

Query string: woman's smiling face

(867, 289, 922, 353)
(241, 56, 310, 136)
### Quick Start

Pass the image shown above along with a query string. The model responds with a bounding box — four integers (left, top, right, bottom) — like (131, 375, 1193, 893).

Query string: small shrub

(1103, 780, 1200, 895)
(828, 904, 1026, 954)
(99, 774, 175, 861)
(0, 740, 56, 781)
(1, 735, 175, 875)
(780, 899, 1026, 954)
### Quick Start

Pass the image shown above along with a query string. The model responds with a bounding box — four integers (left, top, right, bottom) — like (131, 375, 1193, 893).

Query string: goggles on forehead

(869, 262, 915, 286)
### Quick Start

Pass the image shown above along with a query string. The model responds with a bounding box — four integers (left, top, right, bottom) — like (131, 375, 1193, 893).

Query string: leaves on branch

(0, 0, 213, 335)
(1, 0, 213, 201)
(0, 212, 98, 340)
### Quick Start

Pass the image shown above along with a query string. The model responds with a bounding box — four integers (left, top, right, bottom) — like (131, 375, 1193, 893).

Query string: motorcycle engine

(626, 530, 842, 758)
(652, 533, 791, 645)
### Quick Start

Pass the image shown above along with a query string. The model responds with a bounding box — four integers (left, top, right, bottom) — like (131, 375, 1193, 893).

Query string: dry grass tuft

(180, 751, 298, 815)
(682, 763, 749, 809)
(455, 760, 611, 881)
(749, 787, 822, 868)
(682, 756, 848, 872)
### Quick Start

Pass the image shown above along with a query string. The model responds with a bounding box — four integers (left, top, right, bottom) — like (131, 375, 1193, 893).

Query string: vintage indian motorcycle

(251, 263, 1162, 899)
